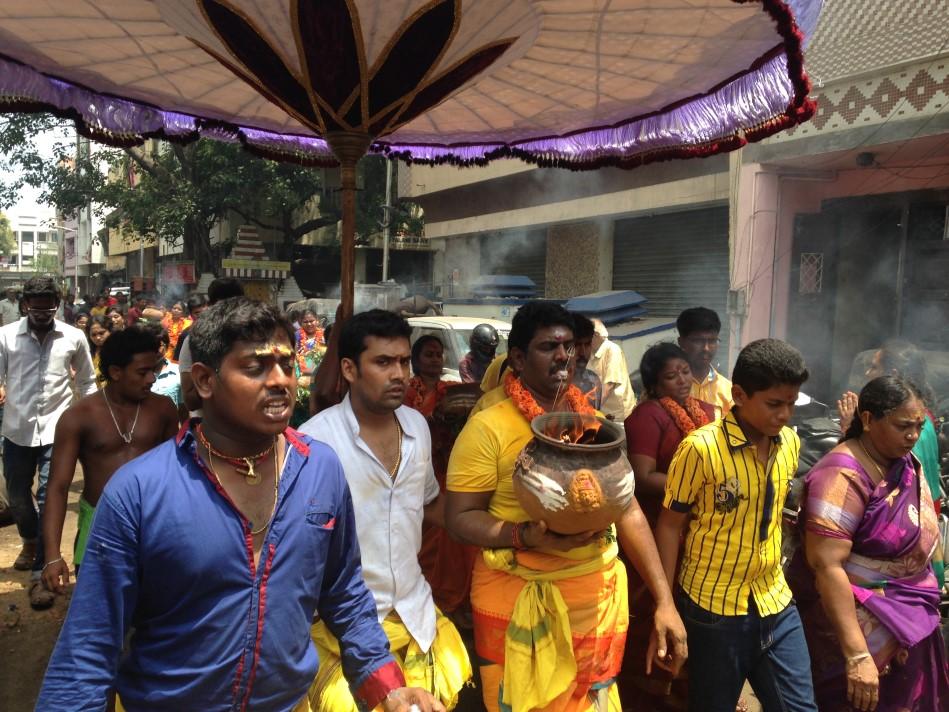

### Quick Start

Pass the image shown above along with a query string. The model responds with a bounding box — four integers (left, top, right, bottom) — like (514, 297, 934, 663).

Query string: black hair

(187, 293, 209, 316)
(155, 326, 170, 349)
(876, 339, 933, 406)
(676, 307, 721, 337)
(732, 338, 808, 396)
(509, 301, 575, 353)
(640, 343, 691, 398)
(338, 309, 412, 365)
(22, 276, 61, 303)
(85, 314, 112, 356)
(98, 325, 160, 382)
(841, 375, 922, 442)
(572, 313, 595, 341)
(207, 278, 244, 304)
(190, 298, 294, 371)
(411, 334, 444, 373)
(132, 292, 147, 302)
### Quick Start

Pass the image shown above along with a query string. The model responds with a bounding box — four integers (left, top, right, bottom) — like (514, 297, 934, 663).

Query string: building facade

(403, 0, 949, 403)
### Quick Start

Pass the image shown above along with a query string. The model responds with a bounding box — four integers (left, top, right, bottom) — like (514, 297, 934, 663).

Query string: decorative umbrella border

(0, 0, 819, 171)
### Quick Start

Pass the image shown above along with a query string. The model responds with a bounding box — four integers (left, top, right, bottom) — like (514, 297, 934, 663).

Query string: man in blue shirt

(38, 298, 442, 712)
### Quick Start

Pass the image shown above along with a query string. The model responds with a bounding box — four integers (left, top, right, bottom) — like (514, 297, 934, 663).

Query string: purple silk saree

(787, 450, 948, 711)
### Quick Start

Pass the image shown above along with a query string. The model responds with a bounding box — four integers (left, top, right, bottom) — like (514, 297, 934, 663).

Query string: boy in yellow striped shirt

(655, 339, 817, 712)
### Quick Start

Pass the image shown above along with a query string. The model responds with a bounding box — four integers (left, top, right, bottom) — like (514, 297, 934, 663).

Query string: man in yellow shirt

(654, 339, 816, 712)
(446, 301, 686, 712)
(677, 307, 733, 418)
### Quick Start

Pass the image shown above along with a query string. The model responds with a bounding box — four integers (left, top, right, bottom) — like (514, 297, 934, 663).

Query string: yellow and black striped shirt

(662, 410, 799, 616)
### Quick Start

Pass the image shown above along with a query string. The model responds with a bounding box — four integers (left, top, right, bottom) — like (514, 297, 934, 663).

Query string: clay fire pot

(513, 412, 634, 535)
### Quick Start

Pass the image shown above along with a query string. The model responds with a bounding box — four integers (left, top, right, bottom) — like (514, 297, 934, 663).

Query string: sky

(4, 124, 73, 227)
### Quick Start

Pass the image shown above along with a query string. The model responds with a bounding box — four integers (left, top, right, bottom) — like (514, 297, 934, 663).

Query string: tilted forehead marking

(253, 343, 294, 358)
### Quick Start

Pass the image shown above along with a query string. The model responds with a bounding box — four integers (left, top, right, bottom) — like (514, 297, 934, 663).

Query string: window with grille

(799, 252, 823, 294)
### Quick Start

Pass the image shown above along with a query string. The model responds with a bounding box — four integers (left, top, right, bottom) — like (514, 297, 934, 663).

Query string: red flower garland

(296, 327, 324, 371)
(658, 396, 711, 436)
(504, 372, 594, 422)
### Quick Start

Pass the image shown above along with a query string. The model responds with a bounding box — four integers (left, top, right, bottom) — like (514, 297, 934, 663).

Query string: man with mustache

(446, 301, 686, 712)
(41, 326, 179, 595)
(300, 309, 470, 711)
(38, 299, 441, 712)
(0, 276, 97, 609)
(571, 312, 603, 410)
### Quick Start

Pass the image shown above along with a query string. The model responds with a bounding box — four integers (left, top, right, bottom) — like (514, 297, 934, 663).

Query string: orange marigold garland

(407, 376, 448, 412)
(504, 372, 594, 421)
(658, 396, 710, 436)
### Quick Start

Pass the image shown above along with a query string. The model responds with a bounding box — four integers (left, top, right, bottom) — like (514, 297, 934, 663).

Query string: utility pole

(381, 159, 393, 282)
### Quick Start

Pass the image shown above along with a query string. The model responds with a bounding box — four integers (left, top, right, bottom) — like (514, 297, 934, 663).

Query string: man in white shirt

(588, 319, 637, 421)
(0, 277, 97, 608)
(300, 310, 470, 710)
(0, 287, 19, 326)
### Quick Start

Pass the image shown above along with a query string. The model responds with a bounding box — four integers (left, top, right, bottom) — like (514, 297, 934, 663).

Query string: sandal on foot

(13, 543, 36, 571)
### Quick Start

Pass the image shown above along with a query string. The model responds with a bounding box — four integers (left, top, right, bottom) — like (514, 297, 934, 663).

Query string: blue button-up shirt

(37, 425, 402, 712)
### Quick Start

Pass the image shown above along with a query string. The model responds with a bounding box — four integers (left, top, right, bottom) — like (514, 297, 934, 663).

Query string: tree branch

(123, 147, 165, 180)
(288, 214, 339, 240)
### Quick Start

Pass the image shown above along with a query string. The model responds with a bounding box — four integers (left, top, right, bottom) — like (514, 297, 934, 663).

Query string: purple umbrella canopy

(0, 0, 822, 317)
(0, 0, 821, 169)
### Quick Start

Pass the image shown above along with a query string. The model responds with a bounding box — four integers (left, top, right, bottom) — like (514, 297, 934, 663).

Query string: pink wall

(732, 157, 949, 360)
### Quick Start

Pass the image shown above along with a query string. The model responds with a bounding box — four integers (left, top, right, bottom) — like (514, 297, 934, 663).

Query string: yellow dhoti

(308, 610, 471, 712)
(472, 537, 628, 712)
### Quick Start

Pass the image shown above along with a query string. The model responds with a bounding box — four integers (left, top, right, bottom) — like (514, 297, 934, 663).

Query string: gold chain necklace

(205, 442, 282, 536)
(389, 416, 403, 479)
(858, 438, 887, 480)
(196, 424, 275, 486)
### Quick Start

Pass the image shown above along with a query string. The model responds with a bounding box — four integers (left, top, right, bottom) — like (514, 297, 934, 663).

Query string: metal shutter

(480, 228, 547, 296)
(612, 206, 729, 319)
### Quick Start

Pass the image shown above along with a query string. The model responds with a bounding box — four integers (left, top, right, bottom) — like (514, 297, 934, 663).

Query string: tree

(0, 114, 422, 276)
(0, 211, 16, 256)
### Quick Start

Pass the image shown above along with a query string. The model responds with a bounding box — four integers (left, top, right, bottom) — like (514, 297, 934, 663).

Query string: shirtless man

(42, 326, 179, 591)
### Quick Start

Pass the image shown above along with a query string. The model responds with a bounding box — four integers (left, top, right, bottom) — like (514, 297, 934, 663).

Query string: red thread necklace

(196, 424, 276, 486)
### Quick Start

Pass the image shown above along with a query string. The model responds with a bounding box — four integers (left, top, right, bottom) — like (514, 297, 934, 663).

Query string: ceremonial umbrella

(0, 0, 821, 318)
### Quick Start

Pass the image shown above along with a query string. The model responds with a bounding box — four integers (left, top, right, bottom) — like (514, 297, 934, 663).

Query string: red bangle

(512, 522, 526, 550)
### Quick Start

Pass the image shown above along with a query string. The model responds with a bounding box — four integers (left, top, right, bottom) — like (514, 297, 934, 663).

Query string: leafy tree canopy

(0, 114, 422, 275)
(0, 211, 16, 255)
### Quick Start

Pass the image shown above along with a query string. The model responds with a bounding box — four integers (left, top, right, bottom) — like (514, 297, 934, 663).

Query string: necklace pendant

(243, 458, 262, 486)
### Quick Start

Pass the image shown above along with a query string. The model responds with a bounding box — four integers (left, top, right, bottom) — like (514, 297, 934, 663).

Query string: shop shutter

(612, 206, 729, 319)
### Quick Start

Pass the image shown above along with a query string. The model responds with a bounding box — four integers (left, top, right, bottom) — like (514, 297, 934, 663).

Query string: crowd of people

(0, 276, 944, 712)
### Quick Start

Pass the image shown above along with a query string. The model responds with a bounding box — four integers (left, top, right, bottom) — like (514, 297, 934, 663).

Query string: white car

(408, 316, 511, 382)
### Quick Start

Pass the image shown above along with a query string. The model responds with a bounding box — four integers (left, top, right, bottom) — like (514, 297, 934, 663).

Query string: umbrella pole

(326, 132, 372, 321)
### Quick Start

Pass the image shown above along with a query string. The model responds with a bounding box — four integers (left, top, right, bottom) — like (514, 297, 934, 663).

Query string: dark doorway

(787, 212, 839, 401)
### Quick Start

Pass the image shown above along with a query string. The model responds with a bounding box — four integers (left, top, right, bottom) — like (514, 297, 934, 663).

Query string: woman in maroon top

(625, 342, 715, 526)
(619, 343, 714, 711)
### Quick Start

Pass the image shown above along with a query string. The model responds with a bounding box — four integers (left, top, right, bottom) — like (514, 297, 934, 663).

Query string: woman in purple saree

(788, 376, 948, 712)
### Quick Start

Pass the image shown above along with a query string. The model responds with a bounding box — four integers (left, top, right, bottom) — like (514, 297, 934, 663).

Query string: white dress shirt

(588, 338, 637, 421)
(0, 318, 98, 446)
(0, 298, 19, 326)
(300, 393, 439, 651)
